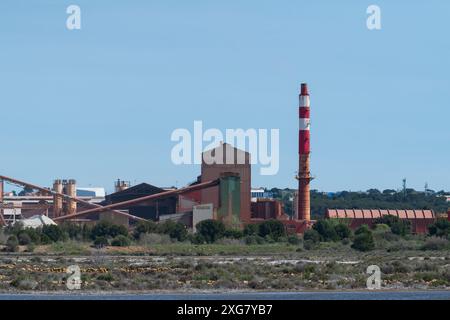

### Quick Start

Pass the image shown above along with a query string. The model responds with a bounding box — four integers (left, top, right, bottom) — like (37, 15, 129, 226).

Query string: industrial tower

(297, 83, 313, 221)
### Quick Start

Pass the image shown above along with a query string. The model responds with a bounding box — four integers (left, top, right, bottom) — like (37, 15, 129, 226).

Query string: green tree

(6, 235, 19, 252)
(258, 220, 286, 241)
(17, 228, 41, 244)
(224, 228, 244, 239)
(90, 221, 128, 239)
(374, 215, 411, 236)
(60, 222, 83, 240)
(428, 219, 450, 238)
(133, 220, 158, 239)
(109, 224, 128, 238)
(18, 233, 31, 245)
(42, 225, 66, 242)
(243, 224, 259, 236)
(196, 220, 226, 243)
(303, 229, 320, 243)
(90, 221, 112, 239)
(351, 225, 375, 251)
(335, 223, 352, 240)
(158, 220, 188, 241)
(312, 219, 338, 241)
(354, 224, 371, 235)
(93, 236, 109, 248)
(111, 235, 131, 247)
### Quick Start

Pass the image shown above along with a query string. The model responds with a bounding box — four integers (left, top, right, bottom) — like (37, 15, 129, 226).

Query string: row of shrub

(302, 216, 450, 251)
(1, 220, 132, 251)
(1, 214, 448, 252)
(302, 220, 376, 251)
(133, 219, 298, 245)
(1, 218, 296, 251)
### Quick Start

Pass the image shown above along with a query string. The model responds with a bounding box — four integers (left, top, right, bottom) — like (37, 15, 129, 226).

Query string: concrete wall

(193, 203, 214, 232)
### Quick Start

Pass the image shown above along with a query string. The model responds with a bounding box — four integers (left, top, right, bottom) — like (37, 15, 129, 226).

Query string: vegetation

(42, 225, 68, 243)
(0, 245, 448, 292)
(196, 220, 226, 243)
(303, 229, 320, 243)
(0, 211, 447, 255)
(111, 235, 131, 247)
(351, 225, 375, 252)
(421, 237, 449, 251)
(243, 224, 259, 236)
(133, 220, 187, 242)
(428, 219, 450, 238)
(93, 236, 109, 248)
(269, 188, 449, 219)
(374, 215, 411, 236)
(257, 220, 286, 241)
(90, 221, 128, 240)
(158, 220, 188, 242)
(310, 219, 352, 242)
(5, 235, 19, 252)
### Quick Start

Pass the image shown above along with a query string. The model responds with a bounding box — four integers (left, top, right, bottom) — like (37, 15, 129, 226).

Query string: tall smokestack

(297, 83, 312, 221)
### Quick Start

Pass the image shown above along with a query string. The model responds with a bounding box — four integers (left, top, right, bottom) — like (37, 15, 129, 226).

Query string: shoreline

(0, 290, 449, 301)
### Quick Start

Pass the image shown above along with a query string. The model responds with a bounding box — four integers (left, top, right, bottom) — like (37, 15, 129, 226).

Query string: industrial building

(326, 209, 436, 234)
(0, 83, 444, 234)
(251, 189, 273, 202)
(200, 142, 251, 225)
(104, 183, 178, 220)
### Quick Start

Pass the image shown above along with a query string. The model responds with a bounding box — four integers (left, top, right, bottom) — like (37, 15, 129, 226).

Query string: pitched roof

(326, 209, 435, 219)
(202, 142, 250, 165)
(108, 183, 165, 197)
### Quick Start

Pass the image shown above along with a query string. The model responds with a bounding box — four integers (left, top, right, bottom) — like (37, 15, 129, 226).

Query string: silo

(114, 179, 130, 193)
(52, 179, 63, 218)
(66, 179, 77, 215)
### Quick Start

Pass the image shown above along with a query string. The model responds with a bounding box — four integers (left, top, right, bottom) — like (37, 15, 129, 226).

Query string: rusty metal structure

(53, 178, 220, 221)
(0, 174, 142, 224)
(251, 199, 282, 220)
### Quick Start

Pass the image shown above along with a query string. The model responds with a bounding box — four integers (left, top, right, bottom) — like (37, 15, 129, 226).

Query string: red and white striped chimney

(297, 83, 312, 221)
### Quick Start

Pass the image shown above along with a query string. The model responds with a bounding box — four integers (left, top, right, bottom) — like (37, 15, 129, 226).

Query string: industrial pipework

(0, 174, 139, 223)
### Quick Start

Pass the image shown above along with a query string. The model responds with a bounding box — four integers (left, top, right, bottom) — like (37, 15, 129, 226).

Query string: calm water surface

(0, 291, 449, 300)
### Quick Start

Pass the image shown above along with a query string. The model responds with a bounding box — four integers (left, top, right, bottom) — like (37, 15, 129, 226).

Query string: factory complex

(0, 84, 444, 233)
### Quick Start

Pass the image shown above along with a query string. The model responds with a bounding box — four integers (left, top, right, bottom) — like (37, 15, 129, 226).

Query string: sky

(0, 1, 449, 193)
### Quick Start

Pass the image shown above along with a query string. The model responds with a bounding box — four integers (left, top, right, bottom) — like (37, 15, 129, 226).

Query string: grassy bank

(1, 218, 449, 292)
(0, 242, 449, 292)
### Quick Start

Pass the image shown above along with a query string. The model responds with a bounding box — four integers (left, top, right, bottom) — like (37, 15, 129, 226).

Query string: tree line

(269, 188, 449, 218)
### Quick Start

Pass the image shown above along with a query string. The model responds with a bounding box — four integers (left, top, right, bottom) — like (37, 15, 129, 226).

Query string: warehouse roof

(326, 209, 435, 219)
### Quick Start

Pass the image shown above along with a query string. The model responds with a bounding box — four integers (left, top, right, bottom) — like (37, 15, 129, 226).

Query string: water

(0, 291, 449, 300)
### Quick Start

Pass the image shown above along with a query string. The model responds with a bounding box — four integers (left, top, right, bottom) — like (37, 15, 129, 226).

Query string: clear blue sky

(0, 1, 449, 193)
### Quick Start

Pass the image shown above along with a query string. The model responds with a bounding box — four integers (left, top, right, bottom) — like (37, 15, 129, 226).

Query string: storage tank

(115, 179, 130, 192)
(52, 179, 63, 218)
(65, 179, 77, 215)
